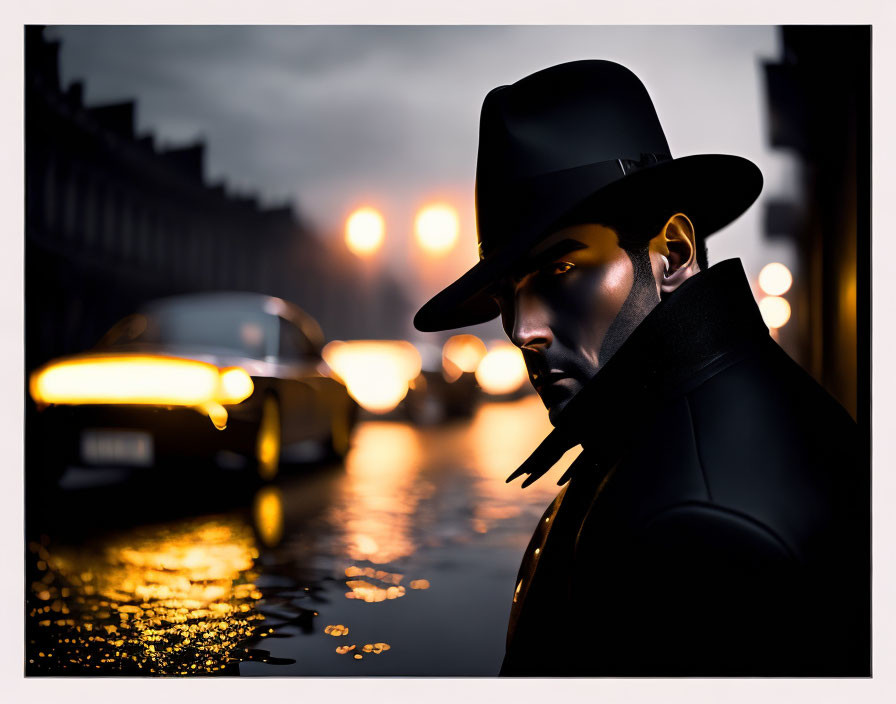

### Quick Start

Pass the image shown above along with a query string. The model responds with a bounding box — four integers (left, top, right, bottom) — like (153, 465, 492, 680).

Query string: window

(278, 318, 313, 359)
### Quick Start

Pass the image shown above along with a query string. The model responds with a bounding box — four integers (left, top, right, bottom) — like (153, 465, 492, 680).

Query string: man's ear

(651, 213, 698, 295)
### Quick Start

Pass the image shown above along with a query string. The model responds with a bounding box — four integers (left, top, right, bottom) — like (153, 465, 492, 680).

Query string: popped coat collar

(507, 257, 770, 488)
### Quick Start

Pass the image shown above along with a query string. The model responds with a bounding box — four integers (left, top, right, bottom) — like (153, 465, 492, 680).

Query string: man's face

(494, 224, 661, 422)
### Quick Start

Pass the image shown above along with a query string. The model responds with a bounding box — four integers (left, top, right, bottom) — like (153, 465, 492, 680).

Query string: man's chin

(542, 389, 577, 426)
(546, 403, 566, 426)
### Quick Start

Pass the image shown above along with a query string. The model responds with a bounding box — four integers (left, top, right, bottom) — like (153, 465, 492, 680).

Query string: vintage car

(28, 292, 357, 484)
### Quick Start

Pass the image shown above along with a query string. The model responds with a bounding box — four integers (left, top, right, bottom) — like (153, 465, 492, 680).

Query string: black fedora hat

(413, 59, 763, 333)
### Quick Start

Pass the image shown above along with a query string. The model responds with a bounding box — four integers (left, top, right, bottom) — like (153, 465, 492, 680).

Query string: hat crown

(476, 60, 671, 185)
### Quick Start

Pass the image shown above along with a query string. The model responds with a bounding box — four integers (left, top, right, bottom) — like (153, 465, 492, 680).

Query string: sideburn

(598, 246, 659, 365)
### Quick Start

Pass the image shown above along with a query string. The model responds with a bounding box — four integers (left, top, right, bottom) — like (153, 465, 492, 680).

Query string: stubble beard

(544, 245, 659, 425)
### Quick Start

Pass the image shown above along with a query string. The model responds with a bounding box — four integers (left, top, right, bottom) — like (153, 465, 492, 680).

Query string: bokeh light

(758, 262, 793, 296)
(345, 207, 385, 257)
(414, 204, 459, 256)
(759, 295, 792, 329)
(475, 343, 528, 395)
(322, 340, 422, 413)
(442, 334, 487, 382)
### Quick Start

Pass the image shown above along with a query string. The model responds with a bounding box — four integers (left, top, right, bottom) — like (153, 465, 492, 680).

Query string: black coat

(500, 259, 869, 677)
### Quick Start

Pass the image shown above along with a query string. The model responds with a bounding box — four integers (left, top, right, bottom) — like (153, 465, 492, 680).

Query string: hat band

(618, 151, 672, 174)
(477, 151, 672, 260)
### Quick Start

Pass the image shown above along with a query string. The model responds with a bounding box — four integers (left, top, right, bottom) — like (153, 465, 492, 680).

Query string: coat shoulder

(681, 341, 862, 559)
(576, 341, 863, 563)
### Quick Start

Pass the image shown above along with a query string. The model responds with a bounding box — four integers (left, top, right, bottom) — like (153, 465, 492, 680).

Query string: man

(414, 61, 868, 676)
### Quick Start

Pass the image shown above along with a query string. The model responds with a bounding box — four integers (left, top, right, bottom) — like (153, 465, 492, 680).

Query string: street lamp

(414, 204, 459, 256)
(345, 207, 385, 257)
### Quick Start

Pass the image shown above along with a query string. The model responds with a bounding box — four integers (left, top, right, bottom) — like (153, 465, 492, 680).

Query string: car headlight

(217, 367, 254, 405)
(29, 355, 255, 429)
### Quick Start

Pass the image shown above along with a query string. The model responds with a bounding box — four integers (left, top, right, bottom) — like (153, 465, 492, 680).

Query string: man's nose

(509, 292, 553, 351)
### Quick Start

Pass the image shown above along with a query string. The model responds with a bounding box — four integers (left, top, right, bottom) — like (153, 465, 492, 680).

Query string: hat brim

(413, 154, 762, 333)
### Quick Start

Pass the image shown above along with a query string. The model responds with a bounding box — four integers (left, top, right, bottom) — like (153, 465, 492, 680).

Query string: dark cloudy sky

(47, 25, 798, 323)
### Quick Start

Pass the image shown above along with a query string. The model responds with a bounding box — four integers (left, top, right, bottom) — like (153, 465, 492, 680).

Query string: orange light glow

(27, 518, 264, 675)
(344, 580, 406, 603)
(475, 343, 528, 395)
(344, 566, 403, 584)
(442, 334, 487, 382)
(360, 642, 390, 654)
(335, 642, 390, 656)
(252, 486, 284, 547)
(255, 395, 281, 479)
(338, 422, 423, 564)
(414, 204, 459, 256)
(322, 340, 422, 413)
(29, 355, 254, 426)
(759, 295, 792, 329)
(467, 396, 574, 532)
(345, 207, 385, 257)
(218, 367, 253, 404)
(201, 402, 229, 430)
(758, 262, 793, 296)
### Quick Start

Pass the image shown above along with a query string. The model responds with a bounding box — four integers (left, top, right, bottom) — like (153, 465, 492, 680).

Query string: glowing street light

(345, 207, 385, 257)
(759, 296, 792, 329)
(414, 204, 459, 256)
(758, 262, 793, 297)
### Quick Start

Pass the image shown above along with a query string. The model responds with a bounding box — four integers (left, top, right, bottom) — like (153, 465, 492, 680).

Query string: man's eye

(549, 262, 575, 276)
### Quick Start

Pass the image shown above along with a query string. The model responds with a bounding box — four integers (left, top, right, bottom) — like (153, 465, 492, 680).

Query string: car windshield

(100, 303, 275, 359)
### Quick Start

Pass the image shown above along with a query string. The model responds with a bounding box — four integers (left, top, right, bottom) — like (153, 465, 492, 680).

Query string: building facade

(26, 26, 410, 371)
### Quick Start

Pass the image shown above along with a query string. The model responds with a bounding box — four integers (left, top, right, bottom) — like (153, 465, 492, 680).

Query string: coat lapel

(504, 258, 768, 489)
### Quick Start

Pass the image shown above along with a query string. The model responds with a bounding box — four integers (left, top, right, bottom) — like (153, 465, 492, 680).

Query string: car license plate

(81, 430, 154, 467)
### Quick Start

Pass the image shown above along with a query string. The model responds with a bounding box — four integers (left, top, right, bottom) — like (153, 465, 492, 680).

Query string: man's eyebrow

(517, 239, 588, 275)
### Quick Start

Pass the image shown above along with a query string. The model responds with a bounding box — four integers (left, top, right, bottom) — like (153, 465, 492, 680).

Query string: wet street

(25, 395, 578, 677)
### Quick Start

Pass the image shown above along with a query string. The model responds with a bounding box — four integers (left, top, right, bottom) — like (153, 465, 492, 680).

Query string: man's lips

(531, 370, 570, 392)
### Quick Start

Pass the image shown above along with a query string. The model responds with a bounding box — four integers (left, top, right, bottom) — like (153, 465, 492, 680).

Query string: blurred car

(403, 341, 480, 425)
(28, 292, 357, 484)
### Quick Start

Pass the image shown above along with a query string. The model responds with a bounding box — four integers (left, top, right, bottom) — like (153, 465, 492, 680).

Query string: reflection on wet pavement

(27, 395, 575, 676)
(27, 517, 278, 674)
(344, 580, 407, 602)
(253, 486, 284, 547)
(336, 421, 425, 565)
(334, 642, 391, 658)
(344, 566, 403, 584)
